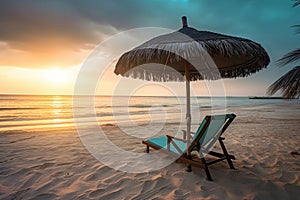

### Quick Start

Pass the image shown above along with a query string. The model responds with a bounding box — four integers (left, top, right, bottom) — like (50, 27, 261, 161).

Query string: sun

(45, 68, 70, 84)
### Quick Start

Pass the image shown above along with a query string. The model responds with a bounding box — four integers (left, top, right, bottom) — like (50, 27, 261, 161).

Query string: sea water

(0, 95, 290, 131)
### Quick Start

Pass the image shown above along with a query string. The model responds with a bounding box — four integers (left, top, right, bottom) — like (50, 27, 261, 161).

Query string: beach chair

(142, 113, 236, 181)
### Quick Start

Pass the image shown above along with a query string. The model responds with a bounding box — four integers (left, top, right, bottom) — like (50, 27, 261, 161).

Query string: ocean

(0, 95, 291, 132)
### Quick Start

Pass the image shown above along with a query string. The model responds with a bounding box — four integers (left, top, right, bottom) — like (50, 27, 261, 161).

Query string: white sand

(0, 101, 299, 199)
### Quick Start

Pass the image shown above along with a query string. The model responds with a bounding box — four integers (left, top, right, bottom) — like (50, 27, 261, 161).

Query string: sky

(0, 0, 299, 96)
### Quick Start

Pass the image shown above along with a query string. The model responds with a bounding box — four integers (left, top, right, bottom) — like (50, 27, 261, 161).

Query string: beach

(2, 0, 300, 199)
(0, 99, 299, 199)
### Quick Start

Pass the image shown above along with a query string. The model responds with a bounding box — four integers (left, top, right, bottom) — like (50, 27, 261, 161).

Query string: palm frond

(293, 0, 300, 7)
(268, 1, 300, 99)
(267, 66, 300, 98)
(292, 24, 300, 34)
(277, 49, 300, 65)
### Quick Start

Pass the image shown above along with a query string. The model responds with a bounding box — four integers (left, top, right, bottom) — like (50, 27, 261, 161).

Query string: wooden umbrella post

(182, 16, 192, 172)
(185, 64, 192, 172)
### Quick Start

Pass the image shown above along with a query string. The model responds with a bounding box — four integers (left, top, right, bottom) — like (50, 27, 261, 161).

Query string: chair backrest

(189, 114, 236, 152)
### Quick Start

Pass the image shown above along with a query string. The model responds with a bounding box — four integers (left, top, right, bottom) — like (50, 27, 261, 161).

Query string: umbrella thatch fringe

(123, 68, 185, 82)
(117, 63, 266, 82)
(115, 38, 268, 81)
(121, 63, 263, 82)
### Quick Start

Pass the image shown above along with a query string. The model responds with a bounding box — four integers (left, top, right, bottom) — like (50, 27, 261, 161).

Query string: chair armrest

(181, 130, 195, 140)
(166, 135, 187, 142)
(166, 135, 186, 154)
(182, 130, 186, 140)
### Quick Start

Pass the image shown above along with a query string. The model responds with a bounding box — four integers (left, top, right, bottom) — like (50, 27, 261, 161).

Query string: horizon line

(0, 93, 272, 98)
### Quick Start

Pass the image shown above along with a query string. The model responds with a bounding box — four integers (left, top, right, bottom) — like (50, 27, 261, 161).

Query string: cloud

(0, 0, 119, 68)
(0, 0, 299, 71)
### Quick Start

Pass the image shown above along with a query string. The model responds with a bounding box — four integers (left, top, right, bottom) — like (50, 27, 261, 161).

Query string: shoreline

(249, 96, 298, 100)
(1, 100, 298, 133)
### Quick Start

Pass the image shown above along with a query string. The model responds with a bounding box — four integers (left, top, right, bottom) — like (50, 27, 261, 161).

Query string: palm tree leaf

(293, 0, 300, 7)
(268, 1, 300, 99)
(277, 49, 300, 65)
(292, 24, 300, 34)
(267, 66, 300, 98)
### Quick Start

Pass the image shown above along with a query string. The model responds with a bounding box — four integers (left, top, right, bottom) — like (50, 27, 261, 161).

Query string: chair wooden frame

(142, 114, 236, 181)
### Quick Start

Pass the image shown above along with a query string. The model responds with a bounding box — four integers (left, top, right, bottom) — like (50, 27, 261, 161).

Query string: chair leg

(186, 164, 192, 172)
(185, 154, 192, 172)
(201, 157, 213, 181)
(146, 146, 149, 153)
(219, 138, 235, 169)
(199, 152, 213, 181)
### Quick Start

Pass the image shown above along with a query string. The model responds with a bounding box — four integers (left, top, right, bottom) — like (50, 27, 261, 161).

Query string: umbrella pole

(185, 64, 192, 172)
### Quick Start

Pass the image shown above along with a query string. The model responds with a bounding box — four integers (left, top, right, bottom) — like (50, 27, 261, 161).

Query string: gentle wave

(0, 95, 291, 132)
(0, 108, 40, 111)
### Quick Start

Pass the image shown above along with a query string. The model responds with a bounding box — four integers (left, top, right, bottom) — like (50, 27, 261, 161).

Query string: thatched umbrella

(114, 16, 270, 170)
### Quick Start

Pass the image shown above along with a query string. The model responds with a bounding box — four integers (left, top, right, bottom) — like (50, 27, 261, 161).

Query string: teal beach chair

(142, 113, 236, 181)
